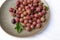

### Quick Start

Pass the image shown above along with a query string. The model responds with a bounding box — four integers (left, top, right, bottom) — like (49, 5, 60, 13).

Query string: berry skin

(12, 19, 16, 24)
(26, 27, 31, 31)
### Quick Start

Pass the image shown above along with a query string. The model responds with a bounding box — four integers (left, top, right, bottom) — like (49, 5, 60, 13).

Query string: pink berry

(18, 11, 22, 14)
(36, 7, 41, 12)
(33, 3, 37, 7)
(23, 11, 27, 16)
(11, 13, 15, 17)
(15, 17, 20, 22)
(20, 0, 23, 3)
(43, 6, 46, 10)
(26, 23, 30, 27)
(9, 8, 14, 12)
(31, 6, 34, 10)
(30, 25, 35, 29)
(20, 4, 24, 8)
(20, 18, 24, 22)
(18, 7, 22, 11)
(32, 21, 36, 25)
(23, 17, 26, 20)
(37, 19, 40, 23)
(16, 11, 22, 15)
(25, 6, 29, 10)
(21, 23, 26, 26)
(42, 10, 46, 15)
(30, 0, 33, 1)
(38, 3, 42, 6)
(27, 0, 31, 3)
(21, 14, 24, 17)
(26, 9, 31, 15)
(26, 15, 30, 20)
(16, 1, 20, 6)
(22, 8, 25, 12)
(36, 24, 41, 28)
(28, 4, 32, 7)
(24, 0, 27, 2)
(23, 1, 27, 6)
(33, 0, 39, 3)
(24, 20, 28, 24)
(38, 12, 43, 17)
(16, 14, 20, 18)
(34, 14, 38, 18)
(26, 27, 31, 31)
(29, 20, 32, 23)
(33, 18, 36, 21)
(39, 6, 43, 10)
(30, 15, 34, 18)
(41, 16, 45, 22)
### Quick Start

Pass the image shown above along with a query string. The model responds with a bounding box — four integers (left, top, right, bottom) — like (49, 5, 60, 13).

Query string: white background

(0, 0, 60, 40)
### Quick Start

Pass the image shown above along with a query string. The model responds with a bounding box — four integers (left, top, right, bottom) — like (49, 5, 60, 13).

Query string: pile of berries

(9, 0, 47, 31)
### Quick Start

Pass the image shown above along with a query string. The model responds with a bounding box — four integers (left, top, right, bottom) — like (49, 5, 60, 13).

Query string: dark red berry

(12, 19, 16, 24)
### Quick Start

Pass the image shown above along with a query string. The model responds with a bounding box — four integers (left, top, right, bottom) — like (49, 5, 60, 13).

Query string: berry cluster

(9, 0, 47, 31)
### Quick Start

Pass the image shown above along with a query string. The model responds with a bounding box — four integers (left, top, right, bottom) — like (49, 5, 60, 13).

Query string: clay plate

(0, 0, 50, 37)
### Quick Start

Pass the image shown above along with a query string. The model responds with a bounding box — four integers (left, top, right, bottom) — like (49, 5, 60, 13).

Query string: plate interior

(0, 0, 50, 37)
